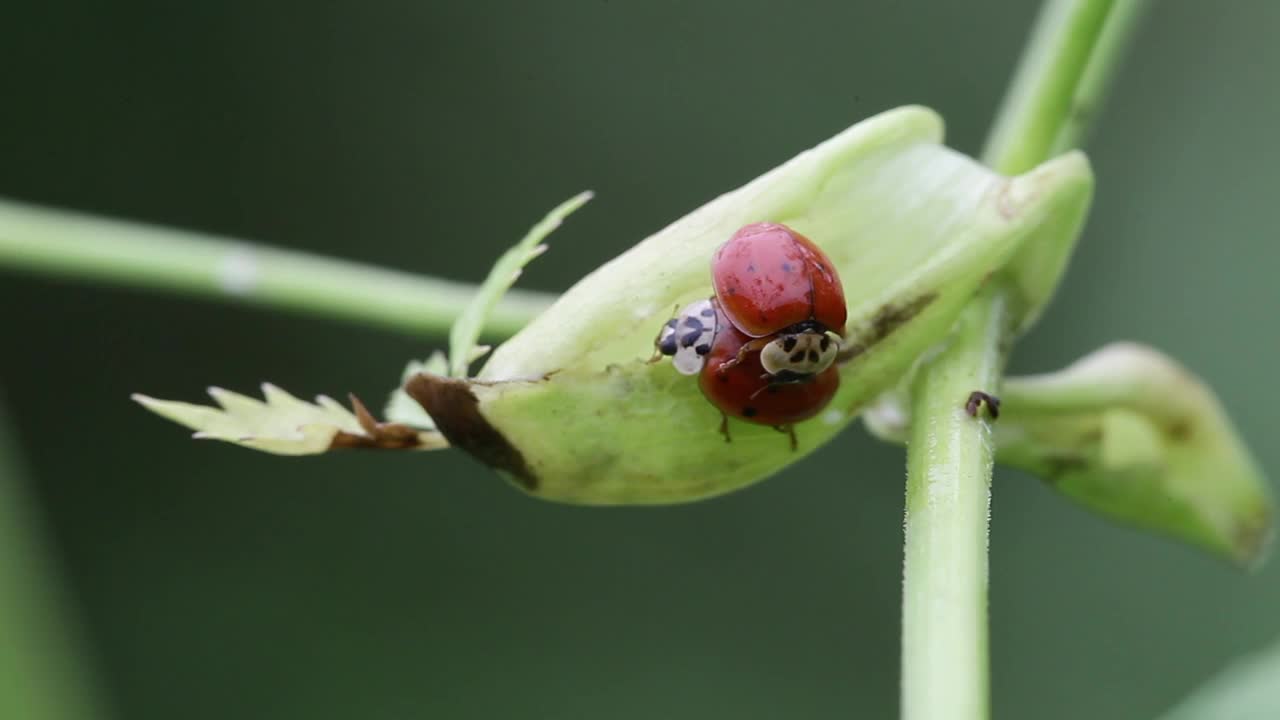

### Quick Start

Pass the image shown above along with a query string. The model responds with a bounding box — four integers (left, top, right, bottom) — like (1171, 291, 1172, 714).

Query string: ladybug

(654, 298, 718, 375)
(697, 298, 839, 445)
(713, 222, 847, 336)
(712, 222, 846, 378)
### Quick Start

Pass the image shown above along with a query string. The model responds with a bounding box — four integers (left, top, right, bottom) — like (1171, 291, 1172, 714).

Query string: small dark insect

(965, 391, 1001, 420)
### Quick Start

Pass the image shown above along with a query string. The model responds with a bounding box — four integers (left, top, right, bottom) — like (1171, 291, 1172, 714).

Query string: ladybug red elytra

(698, 299, 839, 440)
(712, 222, 847, 337)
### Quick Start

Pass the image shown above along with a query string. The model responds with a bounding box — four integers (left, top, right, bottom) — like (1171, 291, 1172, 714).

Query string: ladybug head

(760, 329, 839, 378)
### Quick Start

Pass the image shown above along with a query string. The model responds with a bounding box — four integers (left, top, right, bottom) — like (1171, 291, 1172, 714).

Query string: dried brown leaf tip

(403, 373, 537, 489)
(331, 393, 436, 450)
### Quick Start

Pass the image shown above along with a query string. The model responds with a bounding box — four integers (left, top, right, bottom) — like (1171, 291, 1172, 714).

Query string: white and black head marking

(760, 329, 839, 378)
(656, 298, 717, 375)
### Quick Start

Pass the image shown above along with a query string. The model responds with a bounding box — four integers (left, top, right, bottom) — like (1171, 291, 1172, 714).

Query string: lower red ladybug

(697, 299, 840, 433)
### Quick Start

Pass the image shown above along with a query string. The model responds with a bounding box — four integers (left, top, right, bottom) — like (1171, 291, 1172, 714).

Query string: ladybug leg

(964, 391, 1001, 420)
(772, 424, 798, 451)
(717, 337, 771, 374)
(718, 413, 732, 443)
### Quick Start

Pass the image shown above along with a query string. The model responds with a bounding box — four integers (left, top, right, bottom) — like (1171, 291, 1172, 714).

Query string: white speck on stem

(218, 247, 260, 295)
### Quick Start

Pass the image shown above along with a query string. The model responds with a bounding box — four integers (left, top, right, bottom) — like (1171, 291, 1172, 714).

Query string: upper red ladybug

(711, 222, 847, 338)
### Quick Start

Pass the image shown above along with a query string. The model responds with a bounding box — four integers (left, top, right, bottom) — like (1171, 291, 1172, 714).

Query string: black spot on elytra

(820, 336, 831, 351)
(658, 336, 678, 355)
(695, 343, 711, 355)
(700, 307, 715, 317)
(680, 330, 701, 347)
(742, 406, 758, 418)
(782, 337, 797, 352)
(808, 350, 820, 363)
(781, 262, 794, 273)
(683, 317, 703, 330)
(789, 350, 806, 363)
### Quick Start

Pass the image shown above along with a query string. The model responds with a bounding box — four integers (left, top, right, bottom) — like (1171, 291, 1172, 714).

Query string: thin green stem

(982, 0, 1116, 175)
(901, 287, 1010, 720)
(0, 198, 556, 338)
(1049, 0, 1151, 155)
(900, 1, 1149, 719)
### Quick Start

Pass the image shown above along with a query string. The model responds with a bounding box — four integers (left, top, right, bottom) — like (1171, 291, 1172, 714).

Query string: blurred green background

(1, 2, 1277, 718)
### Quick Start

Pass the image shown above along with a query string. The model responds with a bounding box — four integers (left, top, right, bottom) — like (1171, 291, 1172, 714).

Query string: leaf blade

(447, 191, 592, 377)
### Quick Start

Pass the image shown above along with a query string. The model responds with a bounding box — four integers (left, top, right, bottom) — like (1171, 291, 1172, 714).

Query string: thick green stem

(901, 288, 1010, 720)
(900, 1, 1148, 718)
(0, 198, 555, 338)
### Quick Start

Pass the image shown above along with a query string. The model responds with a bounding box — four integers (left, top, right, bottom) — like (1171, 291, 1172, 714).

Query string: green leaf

(447, 191, 593, 377)
(406, 106, 1095, 504)
(134, 384, 444, 455)
(1157, 637, 1280, 720)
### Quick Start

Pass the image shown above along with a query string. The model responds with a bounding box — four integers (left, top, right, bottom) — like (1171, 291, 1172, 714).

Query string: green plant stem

(901, 287, 1009, 720)
(1049, 0, 1151, 155)
(0, 198, 556, 338)
(0, 396, 103, 719)
(900, 1, 1148, 719)
(982, 0, 1116, 175)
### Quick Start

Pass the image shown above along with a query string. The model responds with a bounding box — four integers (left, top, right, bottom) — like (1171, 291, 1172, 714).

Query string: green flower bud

(407, 106, 1094, 504)
(866, 343, 1274, 565)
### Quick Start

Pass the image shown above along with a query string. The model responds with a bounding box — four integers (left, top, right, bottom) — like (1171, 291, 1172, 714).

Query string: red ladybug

(712, 222, 847, 337)
(711, 222, 846, 379)
(650, 223, 846, 446)
(697, 299, 839, 442)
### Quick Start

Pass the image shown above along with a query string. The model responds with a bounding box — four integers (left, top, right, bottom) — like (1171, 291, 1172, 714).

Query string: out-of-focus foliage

(1157, 637, 1280, 720)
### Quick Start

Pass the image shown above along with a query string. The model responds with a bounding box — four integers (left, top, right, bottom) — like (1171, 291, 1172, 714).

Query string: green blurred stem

(0, 396, 103, 719)
(0, 198, 555, 338)
(901, 1, 1147, 719)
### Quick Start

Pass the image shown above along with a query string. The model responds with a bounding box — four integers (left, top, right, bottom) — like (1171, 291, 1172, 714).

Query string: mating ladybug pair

(655, 222, 847, 444)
